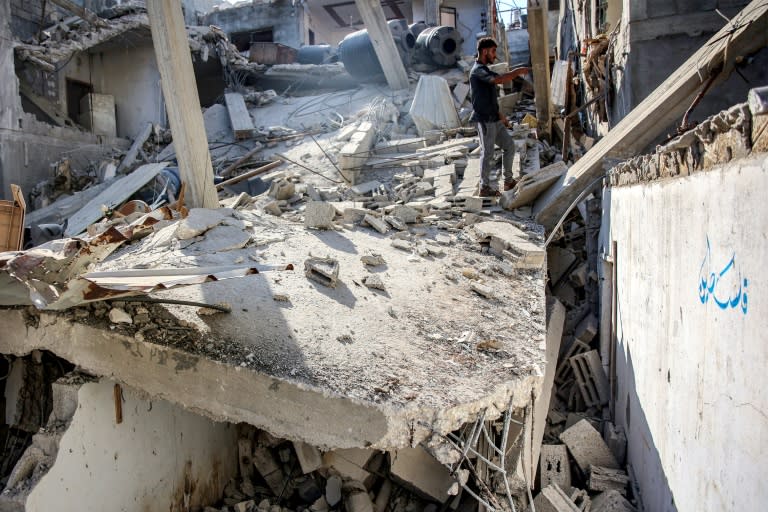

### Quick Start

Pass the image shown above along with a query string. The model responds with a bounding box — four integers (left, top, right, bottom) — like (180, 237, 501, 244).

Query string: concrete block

(547, 246, 577, 283)
(590, 490, 637, 512)
(293, 441, 323, 474)
(530, 483, 580, 512)
(574, 314, 598, 343)
(304, 257, 339, 288)
(322, 448, 373, 482)
(569, 350, 609, 407)
(363, 214, 390, 234)
(389, 446, 456, 502)
(268, 179, 295, 200)
(350, 181, 382, 196)
(339, 122, 376, 185)
(588, 466, 630, 495)
(252, 446, 285, 495)
(555, 339, 590, 383)
(304, 201, 336, 229)
(175, 207, 229, 239)
(539, 445, 571, 490)
(559, 420, 619, 473)
(389, 205, 420, 224)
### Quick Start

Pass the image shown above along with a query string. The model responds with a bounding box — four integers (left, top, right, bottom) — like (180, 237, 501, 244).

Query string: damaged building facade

(0, 0, 767, 511)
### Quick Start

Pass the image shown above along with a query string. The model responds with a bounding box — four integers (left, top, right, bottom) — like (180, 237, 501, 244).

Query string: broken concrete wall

(23, 379, 238, 511)
(599, 141, 768, 508)
(203, 1, 306, 50)
(619, 1, 767, 142)
(0, 0, 129, 199)
(62, 40, 164, 138)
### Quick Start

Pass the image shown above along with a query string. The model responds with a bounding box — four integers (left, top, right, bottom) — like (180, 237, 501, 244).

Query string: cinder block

(322, 448, 373, 482)
(569, 350, 609, 407)
(238, 438, 254, 480)
(555, 339, 590, 383)
(588, 466, 630, 495)
(539, 445, 571, 490)
(530, 483, 580, 512)
(389, 446, 456, 502)
(574, 314, 598, 343)
(50, 377, 80, 423)
(304, 201, 336, 229)
(559, 420, 619, 473)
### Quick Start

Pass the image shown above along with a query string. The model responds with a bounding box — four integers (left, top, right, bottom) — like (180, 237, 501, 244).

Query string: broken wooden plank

(534, 1, 768, 230)
(551, 60, 570, 112)
(224, 92, 255, 140)
(117, 122, 153, 174)
(354, 0, 409, 90)
(65, 163, 169, 237)
(147, 0, 218, 209)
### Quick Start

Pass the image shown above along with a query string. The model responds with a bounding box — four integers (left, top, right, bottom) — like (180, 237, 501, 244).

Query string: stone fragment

(268, 179, 295, 200)
(391, 239, 411, 251)
(390, 204, 420, 224)
(190, 224, 251, 252)
(539, 444, 571, 490)
(389, 447, 457, 502)
(350, 180, 382, 195)
(530, 483, 580, 512)
(363, 275, 386, 291)
(175, 208, 232, 239)
(464, 197, 484, 211)
(325, 475, 343, 507)
(588, 466, 630, 495)
(559, 419, 619, 473)
(361, 253, 386, 266)
(384, 215, 407, 231)
(293, 441, 323, 474)
(304, 257, 339, 288)
(264, 201, 282, 216)
(50, 377, 80, 423)
(342, 208, 368, 224)
(322, 448, 373, 482)
(470, 282, 495, 299)
(435, 234, 452, 245)
(304, 201, 337, 229)
(108, 308, 132, 324)
(574, 314, 598, 343)
(363, 214, 390, 234)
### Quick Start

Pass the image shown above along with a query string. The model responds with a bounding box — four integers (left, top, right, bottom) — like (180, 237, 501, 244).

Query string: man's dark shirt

(470, 61, 499, 123)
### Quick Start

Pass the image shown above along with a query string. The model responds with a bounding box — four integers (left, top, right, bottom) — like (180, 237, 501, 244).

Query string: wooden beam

(533, 0, 768, 230)
(527, 0, 552, 138)
(354, 0, 409, 91)
(147, 0, 219, 209)
(224, 92, 255, 140)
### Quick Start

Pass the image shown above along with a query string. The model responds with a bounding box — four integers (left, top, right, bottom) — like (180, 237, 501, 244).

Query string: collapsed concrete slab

(0, 210, 546, 453)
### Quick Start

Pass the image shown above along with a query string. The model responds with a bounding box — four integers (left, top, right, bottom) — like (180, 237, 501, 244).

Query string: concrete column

(527, 0, 552, 138)
(354, 0, 410, 91)
(146, 0, 218, 209)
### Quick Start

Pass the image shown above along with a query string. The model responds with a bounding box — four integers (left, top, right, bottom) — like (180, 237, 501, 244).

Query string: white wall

(62, 43, 164, 139)
(27, 379, 238, 512)
(600, 153, 768, 511)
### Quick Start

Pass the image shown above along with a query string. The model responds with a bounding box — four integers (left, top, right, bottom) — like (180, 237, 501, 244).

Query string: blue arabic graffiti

(698, 237, 748, 314)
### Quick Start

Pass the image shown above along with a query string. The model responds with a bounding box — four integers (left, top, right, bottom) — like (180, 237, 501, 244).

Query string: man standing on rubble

(469, 37, 529, 197)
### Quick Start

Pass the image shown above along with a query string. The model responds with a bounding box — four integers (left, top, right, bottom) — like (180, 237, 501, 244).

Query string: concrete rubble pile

(0, 7, 638, 510)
